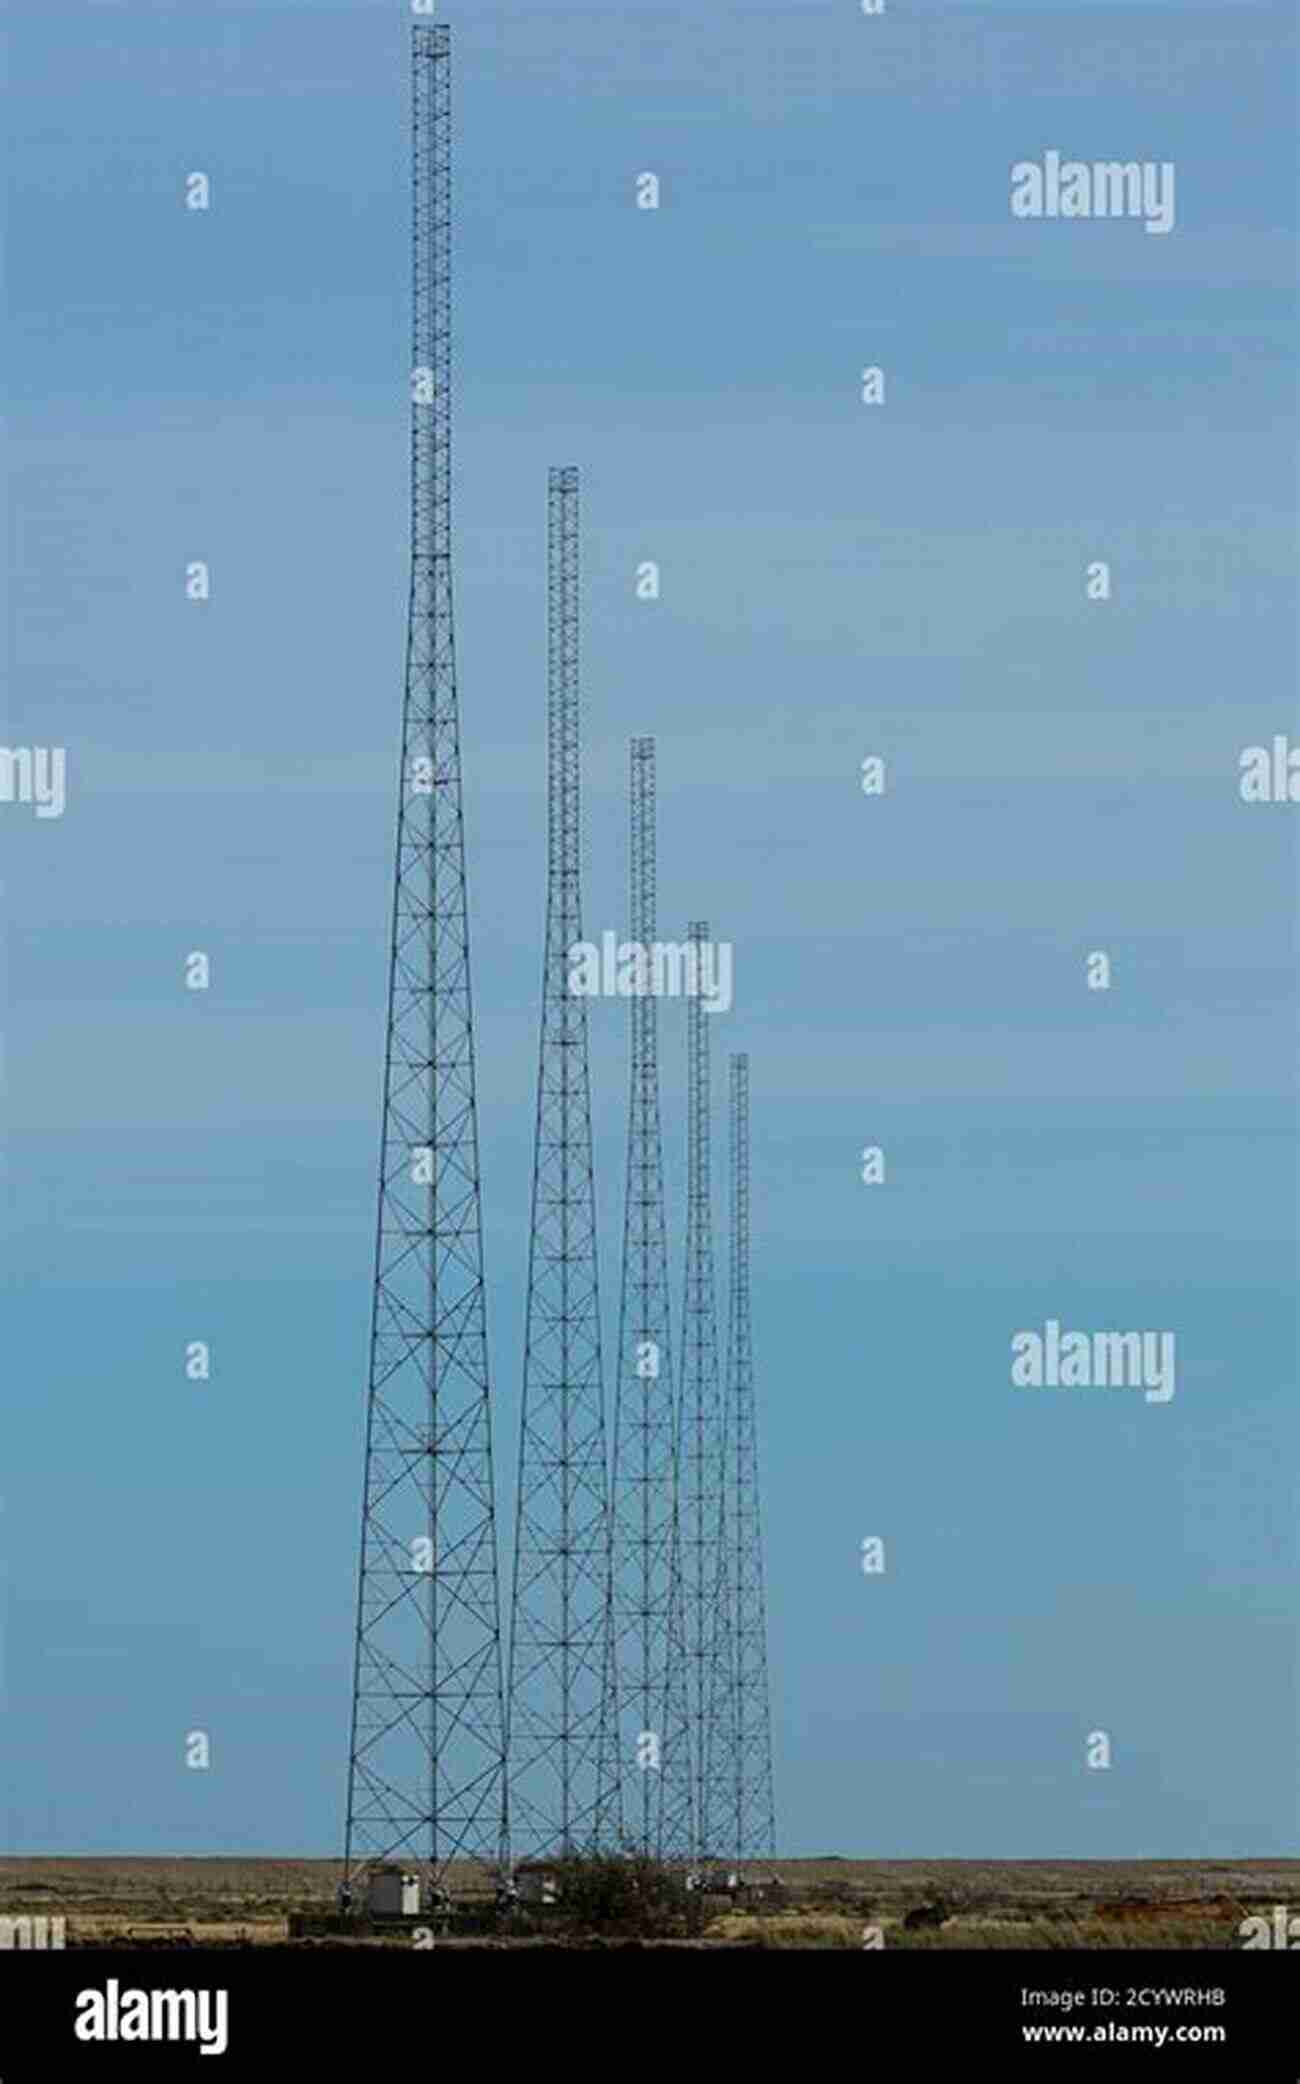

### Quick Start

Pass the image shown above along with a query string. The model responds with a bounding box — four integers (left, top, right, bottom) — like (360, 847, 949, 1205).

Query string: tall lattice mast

(343, 24, 508, 1896)
(679, 920, 732, 1859)
(725, 1053, 776, 1859)
(610, 739, 695, 1856)
(506, 467, 620, 1859)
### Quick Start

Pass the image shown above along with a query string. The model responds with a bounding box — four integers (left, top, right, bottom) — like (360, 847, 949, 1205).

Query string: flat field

(2, 1857, 1296, 1949)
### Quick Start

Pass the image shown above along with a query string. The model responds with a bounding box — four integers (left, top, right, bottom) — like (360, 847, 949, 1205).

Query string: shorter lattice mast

(505, 466, 620, 1860)
(679, 921, 733, 1859)
(725, 1052, 776, 1858)
(610, 739, 695, 1856)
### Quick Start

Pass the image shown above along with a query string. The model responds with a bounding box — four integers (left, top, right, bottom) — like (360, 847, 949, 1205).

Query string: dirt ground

(1, 1855, 1296, 1949)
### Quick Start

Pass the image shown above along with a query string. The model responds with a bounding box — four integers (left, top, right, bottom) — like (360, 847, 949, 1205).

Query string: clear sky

(6, 0, 1297, 1859)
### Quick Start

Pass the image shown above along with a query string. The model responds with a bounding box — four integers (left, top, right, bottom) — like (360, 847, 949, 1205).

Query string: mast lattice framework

(610, 739, 695, 1856)
(343, 23, 508, 1894)
(679, 919, 733, 1859)
(506, 467, 620, 1859)
(724, 1053, 777, 1859)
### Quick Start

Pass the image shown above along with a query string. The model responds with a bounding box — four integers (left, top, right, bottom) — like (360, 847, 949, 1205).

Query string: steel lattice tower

(506, 468, 620, 1859)
(610, 739, 695, 1856)
(343, 24, 508, 1896)
(724, 1053, 777, 1859)
(679, 920, 733, 1860)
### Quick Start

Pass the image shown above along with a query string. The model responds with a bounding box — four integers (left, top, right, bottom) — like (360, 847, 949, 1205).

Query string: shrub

(543, 1852, 709, 1939)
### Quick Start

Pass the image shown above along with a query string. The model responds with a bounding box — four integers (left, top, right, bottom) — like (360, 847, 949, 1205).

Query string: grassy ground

(1, 1856, 1295, 1949)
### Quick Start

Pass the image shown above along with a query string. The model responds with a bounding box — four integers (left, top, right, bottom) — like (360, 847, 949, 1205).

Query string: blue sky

(5, 0, 1297, 1859)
